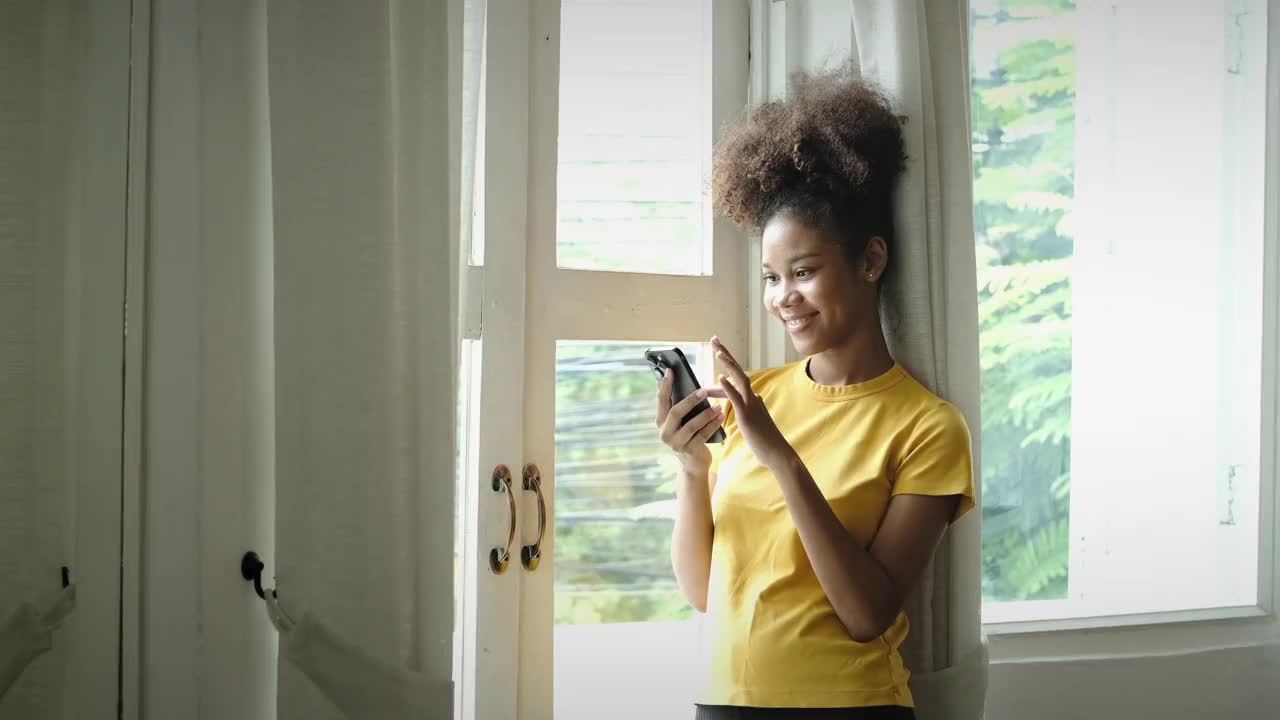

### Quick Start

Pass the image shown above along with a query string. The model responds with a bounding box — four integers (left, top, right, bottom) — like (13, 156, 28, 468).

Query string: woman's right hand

(656, 368, 726, 472)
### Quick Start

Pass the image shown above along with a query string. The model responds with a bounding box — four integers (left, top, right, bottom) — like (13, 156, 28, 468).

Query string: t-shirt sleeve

(892, 402, 976, 523)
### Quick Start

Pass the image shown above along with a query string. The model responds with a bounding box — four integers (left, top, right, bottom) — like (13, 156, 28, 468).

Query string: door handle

(521, 464, 546, 572)
(490, 465, 516, 575)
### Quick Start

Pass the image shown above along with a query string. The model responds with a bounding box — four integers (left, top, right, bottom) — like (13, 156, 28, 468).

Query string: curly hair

(712, 66, 907, 271)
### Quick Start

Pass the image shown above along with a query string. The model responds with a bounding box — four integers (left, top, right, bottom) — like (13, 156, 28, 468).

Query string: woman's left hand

(708, 336, 796, 471)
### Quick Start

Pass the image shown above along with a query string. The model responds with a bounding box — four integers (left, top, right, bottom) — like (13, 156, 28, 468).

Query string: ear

(861, 236, 890, 282)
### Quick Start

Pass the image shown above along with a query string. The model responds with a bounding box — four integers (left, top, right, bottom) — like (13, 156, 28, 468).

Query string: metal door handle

(490, 465, 516, 575)
(521, 464, 546, 571)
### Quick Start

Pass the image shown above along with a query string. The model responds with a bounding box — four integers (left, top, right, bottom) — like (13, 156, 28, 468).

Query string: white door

(454, 1, 750, 718)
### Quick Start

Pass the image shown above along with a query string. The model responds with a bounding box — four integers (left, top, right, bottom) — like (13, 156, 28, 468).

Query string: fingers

(658, 386, 707, 442)
(660, 388, 716, 447)
(710, 335, 737, 365)
(669, 386, 711, 421)
(654, 368, 673, 425)
(696, 415, 727, 443)
(718, 373, 744, 411)
(711, 336, 751, 390)
(691, 410, 726, 443)
(670, 404, 724, 450)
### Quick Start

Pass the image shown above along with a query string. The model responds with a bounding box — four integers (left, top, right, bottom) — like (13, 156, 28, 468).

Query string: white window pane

(973, 0, 1266, 621)
(556, 0, 712, 275)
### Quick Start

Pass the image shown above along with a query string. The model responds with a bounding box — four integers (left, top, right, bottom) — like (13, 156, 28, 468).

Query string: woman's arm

(671, 467, 716, 613)
(654, 367, 725, 614)
(771, 450, 958, 642)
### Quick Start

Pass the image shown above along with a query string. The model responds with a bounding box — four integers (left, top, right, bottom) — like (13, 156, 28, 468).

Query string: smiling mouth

(783, 314, 816, 333)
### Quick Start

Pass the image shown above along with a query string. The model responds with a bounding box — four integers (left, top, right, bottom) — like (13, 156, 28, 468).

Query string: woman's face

(760, 214, 883, 357)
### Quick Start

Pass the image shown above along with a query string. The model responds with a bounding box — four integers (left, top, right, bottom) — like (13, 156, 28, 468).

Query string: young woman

(656, 69, 975, 720)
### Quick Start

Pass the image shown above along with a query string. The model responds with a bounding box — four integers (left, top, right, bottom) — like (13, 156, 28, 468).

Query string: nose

(770, 280, 802, 310)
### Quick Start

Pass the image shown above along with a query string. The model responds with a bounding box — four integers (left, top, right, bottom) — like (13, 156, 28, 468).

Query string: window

(553, 341, 712, 625)
(972, 0, 1269, 623)
(556, 0, 713, 276)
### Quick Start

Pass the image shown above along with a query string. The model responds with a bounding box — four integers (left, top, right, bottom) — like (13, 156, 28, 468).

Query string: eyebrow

(761, 252, 823, 270)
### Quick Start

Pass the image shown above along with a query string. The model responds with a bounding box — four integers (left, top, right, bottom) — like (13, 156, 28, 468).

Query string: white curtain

(267, 1, 454, 716)
(0, 2, 84, 716)
(170, 1, 456, 718)
(848, 1, 987, 719)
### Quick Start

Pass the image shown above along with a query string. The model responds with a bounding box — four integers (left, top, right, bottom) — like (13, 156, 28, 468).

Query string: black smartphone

(644, 347, 726, 444)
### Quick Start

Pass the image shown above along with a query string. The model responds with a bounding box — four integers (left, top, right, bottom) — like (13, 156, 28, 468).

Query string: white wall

(989, 643, 1280, 718)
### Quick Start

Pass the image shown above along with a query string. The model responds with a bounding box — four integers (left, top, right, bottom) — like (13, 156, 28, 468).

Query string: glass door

(519, 2, 749, 718)
(454, 3, 748, 718)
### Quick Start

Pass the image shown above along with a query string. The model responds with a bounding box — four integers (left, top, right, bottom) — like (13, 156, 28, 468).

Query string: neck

(806, 327, 894, 387)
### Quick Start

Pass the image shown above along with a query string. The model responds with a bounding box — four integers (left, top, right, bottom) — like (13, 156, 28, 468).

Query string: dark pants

(695, 705, 916, 720)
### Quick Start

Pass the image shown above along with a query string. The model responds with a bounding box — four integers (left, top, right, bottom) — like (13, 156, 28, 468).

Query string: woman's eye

(795, 269, 812, 279)
(762, 274, 778, 285)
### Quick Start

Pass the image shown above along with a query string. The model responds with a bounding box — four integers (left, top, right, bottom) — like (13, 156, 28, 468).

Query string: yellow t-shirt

(699, 359, 975, 708)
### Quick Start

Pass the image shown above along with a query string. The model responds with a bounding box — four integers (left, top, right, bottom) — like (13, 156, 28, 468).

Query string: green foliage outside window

(971, 0, 1075, 601)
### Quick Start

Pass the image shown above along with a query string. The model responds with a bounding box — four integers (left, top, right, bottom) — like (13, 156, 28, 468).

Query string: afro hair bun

(711, 66, 907, 246)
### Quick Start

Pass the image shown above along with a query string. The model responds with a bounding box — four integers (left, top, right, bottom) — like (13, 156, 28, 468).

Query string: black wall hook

(61, 566, 70, 588)
(240, 551, 275, 599)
